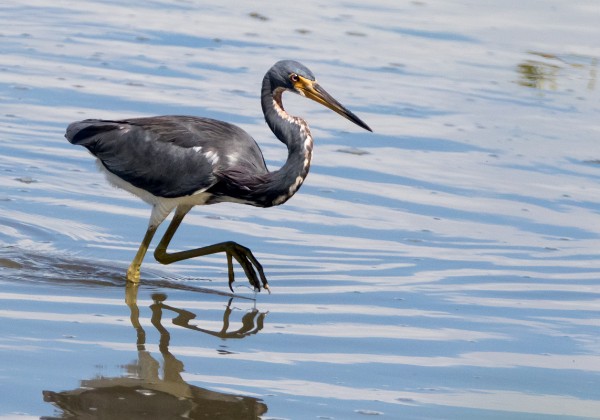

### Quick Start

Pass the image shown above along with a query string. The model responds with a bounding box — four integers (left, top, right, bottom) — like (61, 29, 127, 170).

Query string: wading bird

(66, 60, 371, 292)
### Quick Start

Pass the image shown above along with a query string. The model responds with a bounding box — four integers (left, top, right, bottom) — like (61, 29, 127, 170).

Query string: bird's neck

(260, 85, 314, 207)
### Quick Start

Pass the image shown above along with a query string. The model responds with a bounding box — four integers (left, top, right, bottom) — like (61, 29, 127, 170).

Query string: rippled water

(1, 0, 600, 419)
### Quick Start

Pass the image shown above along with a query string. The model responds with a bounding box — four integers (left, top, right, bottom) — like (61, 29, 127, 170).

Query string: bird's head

(268, 60, 372, 132)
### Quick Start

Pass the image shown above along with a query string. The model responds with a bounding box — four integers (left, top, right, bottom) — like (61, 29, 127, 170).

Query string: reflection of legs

(153, 205, 269, 292)
(156, 295, 267, 339)
(125, 283, 146, 349)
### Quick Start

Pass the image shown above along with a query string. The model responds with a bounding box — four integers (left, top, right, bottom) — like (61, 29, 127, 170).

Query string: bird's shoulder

(124, 116, 255, 148)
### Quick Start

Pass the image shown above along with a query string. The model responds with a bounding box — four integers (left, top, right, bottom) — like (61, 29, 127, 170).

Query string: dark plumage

(68, 116, 266, 199)
(67, 60, 371, 291)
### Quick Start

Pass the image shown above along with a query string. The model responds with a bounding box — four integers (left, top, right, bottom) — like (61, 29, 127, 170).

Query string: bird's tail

(65, 119, 121, 146)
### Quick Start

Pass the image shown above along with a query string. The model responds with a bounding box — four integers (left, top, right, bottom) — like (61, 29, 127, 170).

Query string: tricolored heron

(66, 60, 371, 292)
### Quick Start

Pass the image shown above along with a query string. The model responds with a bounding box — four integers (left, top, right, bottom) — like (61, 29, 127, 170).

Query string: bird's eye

(290, 73, 299, 82)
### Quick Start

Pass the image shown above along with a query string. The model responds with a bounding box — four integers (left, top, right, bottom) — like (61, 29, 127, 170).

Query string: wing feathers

(67, 118, 218, 198)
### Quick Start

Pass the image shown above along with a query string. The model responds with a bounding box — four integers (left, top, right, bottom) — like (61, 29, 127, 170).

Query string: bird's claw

(252, 284, 269, 294)
(225, 242, 269, 293)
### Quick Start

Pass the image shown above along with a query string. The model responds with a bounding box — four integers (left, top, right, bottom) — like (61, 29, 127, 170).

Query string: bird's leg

(153, 205, 269, 292)
(126, 203, 174, 283)
(126, 224, 159, 283)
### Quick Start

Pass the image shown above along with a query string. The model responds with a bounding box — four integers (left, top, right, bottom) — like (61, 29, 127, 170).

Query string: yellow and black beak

(293, 75, 372, 132)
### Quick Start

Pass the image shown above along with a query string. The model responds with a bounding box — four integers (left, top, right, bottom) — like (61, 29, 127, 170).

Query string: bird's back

(66, 116, 269, 199)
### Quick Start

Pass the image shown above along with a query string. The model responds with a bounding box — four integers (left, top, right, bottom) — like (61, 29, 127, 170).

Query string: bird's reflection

(151, 293, 266, 340)
(43, 284, 268, 419)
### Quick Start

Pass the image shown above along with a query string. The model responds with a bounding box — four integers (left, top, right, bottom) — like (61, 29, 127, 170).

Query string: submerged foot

(126, 266, 141, 284)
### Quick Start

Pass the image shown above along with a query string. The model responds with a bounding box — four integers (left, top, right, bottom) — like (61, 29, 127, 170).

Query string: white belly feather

(96, 160, 213, 228)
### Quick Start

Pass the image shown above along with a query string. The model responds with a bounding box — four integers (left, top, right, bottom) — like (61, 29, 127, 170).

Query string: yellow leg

(126, 225, 158, 283)
(154, 205, 269, 292)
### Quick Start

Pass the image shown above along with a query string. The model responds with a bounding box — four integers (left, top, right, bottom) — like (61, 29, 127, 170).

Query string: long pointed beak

(294, 76, 372, 132)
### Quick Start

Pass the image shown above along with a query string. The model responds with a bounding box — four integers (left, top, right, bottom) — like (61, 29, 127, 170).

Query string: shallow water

(1, 0, 600, 419)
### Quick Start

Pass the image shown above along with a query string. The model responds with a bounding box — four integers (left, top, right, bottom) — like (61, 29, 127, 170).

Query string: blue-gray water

(1, 0, 599, 419)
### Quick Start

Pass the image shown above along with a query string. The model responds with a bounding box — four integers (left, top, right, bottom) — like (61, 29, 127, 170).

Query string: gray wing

(66, 116, 268, 198)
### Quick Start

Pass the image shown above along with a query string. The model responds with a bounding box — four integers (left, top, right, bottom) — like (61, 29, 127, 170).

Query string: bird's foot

(224, 242, 269, 293)
(126, 266, 141, 284)
(125, 282, 140, 305)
